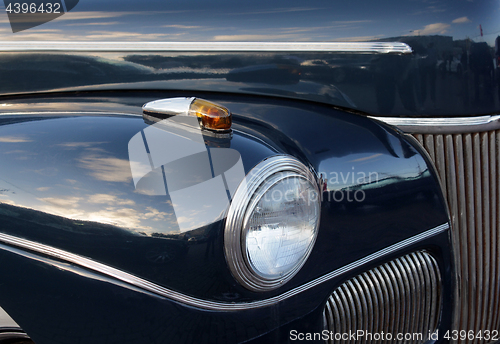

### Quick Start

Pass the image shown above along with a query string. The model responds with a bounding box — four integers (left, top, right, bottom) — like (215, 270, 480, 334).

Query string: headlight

(225, 155, 320, 291)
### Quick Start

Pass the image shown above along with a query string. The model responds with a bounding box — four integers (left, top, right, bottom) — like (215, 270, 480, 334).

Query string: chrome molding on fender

(0, 41, 412, 54)
(0, 223, 448, 311)
(370, 114, 500, 134)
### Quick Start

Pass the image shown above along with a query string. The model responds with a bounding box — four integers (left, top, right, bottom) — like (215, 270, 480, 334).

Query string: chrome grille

(413, 130, 500, 344)
(323, 251, 441, 344)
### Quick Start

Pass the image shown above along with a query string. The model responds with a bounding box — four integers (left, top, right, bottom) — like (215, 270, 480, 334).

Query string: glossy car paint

(0, 93, 453, 343)
(0, 0, 489, 341)
(0, 0, 498, 117)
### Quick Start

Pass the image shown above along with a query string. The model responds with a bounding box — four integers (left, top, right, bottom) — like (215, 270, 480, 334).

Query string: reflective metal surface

(0, 95, 451, 300)
(225, 155, 320, 291)
(0, 0, 498, 117)
(142, 97, 194, 116)
(371, 114, 500, 134)
(0, 0, 477, 339)
(323, 251, 442, 344)
(411, 130, 500, 344)
(0, 95, 453, 343)
(0, 41, 413, 54)
(0, 224, 447, 311)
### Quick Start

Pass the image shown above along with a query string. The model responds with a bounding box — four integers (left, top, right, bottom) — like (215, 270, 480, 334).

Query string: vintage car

(0, 0, 498, 343)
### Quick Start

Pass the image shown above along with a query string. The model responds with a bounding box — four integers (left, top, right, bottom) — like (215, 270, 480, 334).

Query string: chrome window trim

(0, 223, 448, 311)
(0, 41, 412, 54)
(369, 114, 500, 134)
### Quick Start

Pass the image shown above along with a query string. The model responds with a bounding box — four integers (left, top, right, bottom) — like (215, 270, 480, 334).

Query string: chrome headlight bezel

(224, 155, 321, 292)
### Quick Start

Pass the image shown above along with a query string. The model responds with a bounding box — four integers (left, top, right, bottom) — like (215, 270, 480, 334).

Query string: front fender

(0, 93, 453, 343)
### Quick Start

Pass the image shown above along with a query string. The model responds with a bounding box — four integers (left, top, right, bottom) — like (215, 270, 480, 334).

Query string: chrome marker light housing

(224, 155, 321, 292)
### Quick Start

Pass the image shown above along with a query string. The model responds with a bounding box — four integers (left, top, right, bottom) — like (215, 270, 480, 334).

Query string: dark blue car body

(0, 0, 498, 343)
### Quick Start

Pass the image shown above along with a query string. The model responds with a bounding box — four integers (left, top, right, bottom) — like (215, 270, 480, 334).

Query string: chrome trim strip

(0, 112, 140, 117)
(285, 223, 448, 296)
(369, 115, 500, 134)
(0, 223, 448, 311)
(0, 41, 412, 54)
(142, 97, 194, 117)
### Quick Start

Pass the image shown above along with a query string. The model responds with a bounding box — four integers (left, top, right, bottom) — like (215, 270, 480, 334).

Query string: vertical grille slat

(379, 264, 402, 338)
(485, 131, 496, 333)
(368, 270, 385, 341)
(323, 251, 441, 344)
(435, 135, 448, 195)
(480, 132, 491, 344)
(411, 129, 500, 344)
(492, 131, 500, 335)
(343, 283, 357, 344)
(425, 134, 437, 168)
(473, 133, 483, 344)
(401, 256, 419, 342)
(464, 133, 477, 344)
(417, 252, 434, 336)
(454, 133, 470, 339)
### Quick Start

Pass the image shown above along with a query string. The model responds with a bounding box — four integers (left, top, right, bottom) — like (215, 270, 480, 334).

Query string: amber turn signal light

(142, 97, 232, 133)
(188, 98, 232, 132)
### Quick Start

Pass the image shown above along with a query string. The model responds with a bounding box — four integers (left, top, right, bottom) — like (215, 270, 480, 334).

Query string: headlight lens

(225, 155, 320, 291)
(245, 172, 319, 278)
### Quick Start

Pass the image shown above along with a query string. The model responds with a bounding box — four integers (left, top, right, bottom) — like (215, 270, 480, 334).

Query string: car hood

(0, 0, 498, 117)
